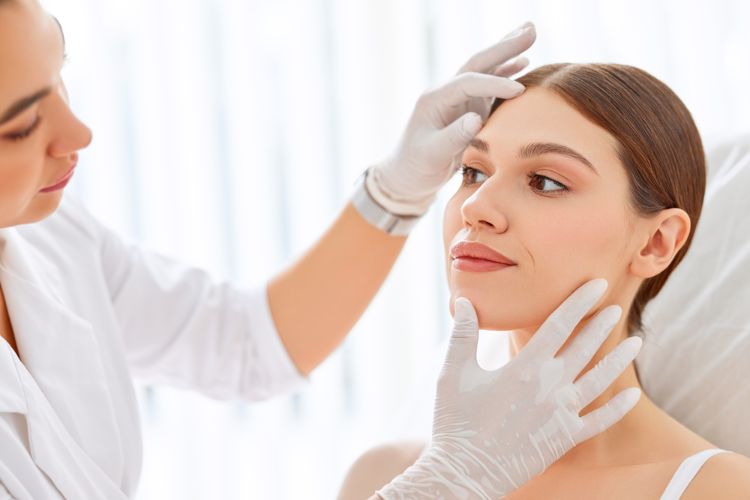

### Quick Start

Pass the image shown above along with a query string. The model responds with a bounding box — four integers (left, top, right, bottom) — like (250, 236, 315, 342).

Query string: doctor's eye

(459, 165, 488, 186)
(5, 116, 42, 142)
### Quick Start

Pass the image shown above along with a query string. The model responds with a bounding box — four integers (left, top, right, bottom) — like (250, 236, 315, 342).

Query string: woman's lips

(40, 164, 76, 193)
(452, 257, 515, 272)
(450, 240, 517, 272)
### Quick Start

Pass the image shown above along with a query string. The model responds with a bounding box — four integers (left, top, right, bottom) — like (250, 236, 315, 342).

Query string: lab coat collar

(0, 226, 127, 498)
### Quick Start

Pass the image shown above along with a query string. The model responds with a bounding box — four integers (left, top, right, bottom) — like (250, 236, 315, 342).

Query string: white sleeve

(65, 196, 308, 401)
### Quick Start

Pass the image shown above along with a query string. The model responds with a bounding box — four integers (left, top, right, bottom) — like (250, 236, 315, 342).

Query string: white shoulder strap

(659, 448, 730, 499)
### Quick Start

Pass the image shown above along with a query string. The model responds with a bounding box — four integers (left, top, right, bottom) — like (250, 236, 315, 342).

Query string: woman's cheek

(442, 197, 465, 280)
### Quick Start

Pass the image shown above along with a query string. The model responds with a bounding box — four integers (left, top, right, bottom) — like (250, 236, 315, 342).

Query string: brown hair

(491, 63, 706, 338)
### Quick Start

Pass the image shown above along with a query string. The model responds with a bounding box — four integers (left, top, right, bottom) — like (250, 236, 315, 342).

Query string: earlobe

(630, 208, 691, 278)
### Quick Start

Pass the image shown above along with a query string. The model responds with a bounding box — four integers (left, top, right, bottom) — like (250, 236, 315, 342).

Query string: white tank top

(660, 448, 730, 499)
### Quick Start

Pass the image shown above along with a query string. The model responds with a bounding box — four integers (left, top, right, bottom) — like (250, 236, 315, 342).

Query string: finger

(521, 278, 608, 361)
(441, 297, 480, 371)
(573, 387, 642, 443)
(492, 56, 530, 78)
(558, 304, 623, 382)
(437, 112, 483, 156)
(573, 336, 643, 409)
(458, 22, 536, 74)
(424, 73, 524, 112)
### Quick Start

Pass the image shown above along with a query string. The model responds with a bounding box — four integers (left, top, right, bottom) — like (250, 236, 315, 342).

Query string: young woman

(341, 63, 750, 499)
(0, 1, 644, 498)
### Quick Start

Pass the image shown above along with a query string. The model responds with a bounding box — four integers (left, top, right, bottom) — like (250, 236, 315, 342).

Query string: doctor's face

(0, 0, 91, 228)
(442, 87, 643, 336)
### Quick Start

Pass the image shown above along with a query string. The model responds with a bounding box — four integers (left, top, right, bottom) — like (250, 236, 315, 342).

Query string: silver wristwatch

(351, 168, 422, 236)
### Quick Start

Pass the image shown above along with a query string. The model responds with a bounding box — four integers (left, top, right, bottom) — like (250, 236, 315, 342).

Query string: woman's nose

(460, 181, 509, 233)
(47, 87, 93, 159)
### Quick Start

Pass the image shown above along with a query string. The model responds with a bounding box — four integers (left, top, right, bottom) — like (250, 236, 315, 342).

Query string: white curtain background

(38, 0, 750, 498)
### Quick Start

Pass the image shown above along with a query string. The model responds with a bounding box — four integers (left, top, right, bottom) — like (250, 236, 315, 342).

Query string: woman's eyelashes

(459, 165, 489, 185)
(4, 116, 42, 142)
(525, 171, 569, 195)
(458, 165, 569, 195)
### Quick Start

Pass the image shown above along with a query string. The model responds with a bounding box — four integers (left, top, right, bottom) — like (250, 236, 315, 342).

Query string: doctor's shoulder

(682, 451, 750, 499)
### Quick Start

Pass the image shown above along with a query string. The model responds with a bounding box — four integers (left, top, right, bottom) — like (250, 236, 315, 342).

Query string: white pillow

(637, 134, 750, 456)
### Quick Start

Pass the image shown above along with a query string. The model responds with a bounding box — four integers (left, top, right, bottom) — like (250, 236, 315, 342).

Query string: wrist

(376, 452, 492, 500)
(366, 164, 436, 217)
(350, 168, 423, 236)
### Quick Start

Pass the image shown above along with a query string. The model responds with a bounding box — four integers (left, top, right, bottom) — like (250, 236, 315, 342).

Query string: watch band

(351, 168, 422, 236)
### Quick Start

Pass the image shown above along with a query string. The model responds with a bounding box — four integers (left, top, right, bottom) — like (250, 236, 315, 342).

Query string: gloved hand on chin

(377, 278, 643, 499)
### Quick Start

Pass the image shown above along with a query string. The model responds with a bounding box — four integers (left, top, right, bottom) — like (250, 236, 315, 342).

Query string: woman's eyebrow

(467, 137, 599, 176)
(0, 88, 52, 126)
(0, 16, 66, 127)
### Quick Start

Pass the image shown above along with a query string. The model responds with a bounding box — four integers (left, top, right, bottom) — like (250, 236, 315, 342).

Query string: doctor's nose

(460, 183, 510, 234)
(47, 86, 93, 159)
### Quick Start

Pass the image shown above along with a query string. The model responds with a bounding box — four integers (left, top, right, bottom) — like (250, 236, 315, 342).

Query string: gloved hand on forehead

(366, 22, 537, 217)
(377, 278, 643, 500)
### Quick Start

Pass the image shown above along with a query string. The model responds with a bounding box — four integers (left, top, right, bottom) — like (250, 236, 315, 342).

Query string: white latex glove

(377, 278, 643, 499)
(366, 22, 536, 217)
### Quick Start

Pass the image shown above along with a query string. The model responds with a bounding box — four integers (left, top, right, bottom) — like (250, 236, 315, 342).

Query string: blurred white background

(39, 0, 750, 498)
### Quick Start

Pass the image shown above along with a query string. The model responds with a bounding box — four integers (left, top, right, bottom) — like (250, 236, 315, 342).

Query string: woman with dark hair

(340, 64, 750, 499)
(0, 0, 645, 497)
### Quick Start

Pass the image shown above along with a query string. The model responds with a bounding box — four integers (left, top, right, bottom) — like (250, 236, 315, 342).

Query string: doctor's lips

(39, 160, 77, 193)
(450, 241, 517, 272)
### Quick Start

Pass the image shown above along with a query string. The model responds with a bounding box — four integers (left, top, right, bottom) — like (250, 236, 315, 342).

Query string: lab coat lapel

(0, 227, 125, 496)
(0, 340, 27, 414)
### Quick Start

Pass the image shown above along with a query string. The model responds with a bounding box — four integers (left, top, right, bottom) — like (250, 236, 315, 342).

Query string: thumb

(439, 112, 483, 156)
(442, 297, 480, 370)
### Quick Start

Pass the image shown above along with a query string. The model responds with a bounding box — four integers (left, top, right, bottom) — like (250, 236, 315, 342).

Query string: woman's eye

(527, 172, 568, 195)
(459, 165, 488, 185)
(460, 165, 569, 196)
(5, 116, 42, 142)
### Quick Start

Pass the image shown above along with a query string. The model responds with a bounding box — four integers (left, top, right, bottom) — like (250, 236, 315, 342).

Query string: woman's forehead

(0, 2, 61, 110)
(479, 87, 621, 172)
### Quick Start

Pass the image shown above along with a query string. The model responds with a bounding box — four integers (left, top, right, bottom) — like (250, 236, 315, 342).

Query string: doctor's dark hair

(490, 63, 706, 339)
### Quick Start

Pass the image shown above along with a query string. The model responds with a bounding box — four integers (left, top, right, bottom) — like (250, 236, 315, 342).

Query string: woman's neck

(509, 320, 648, 468)
(508, 314, 639, 397)
(508, 321, 712, 469)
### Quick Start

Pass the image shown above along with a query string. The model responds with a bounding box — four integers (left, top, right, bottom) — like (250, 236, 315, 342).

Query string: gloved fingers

(441, 297, 480, 371)
(492, 56, 530, 78)
(558, 304, 623, 382)
(451, 297, 479, 338)
(520, 278, 608, 362)
(457, 22, 536, 74)
(572, 336, 643, 409)
(421, 72, 524, 114)
(573, 387, 642, 443)
(436, 112, 483, 157)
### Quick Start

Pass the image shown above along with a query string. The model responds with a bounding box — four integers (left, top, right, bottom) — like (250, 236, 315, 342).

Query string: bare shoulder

(683, 451, 750, 500)
(336, 440, 426, 500)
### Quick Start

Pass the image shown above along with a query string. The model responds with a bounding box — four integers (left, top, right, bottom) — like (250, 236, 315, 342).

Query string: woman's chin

(449, 291, 536, 331)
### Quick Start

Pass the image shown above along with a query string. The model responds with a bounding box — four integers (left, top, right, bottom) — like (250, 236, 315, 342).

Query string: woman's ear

(630, 208, 691, 279)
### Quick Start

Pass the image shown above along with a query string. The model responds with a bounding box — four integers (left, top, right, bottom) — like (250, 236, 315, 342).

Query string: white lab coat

(0, 194, 308, 499)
